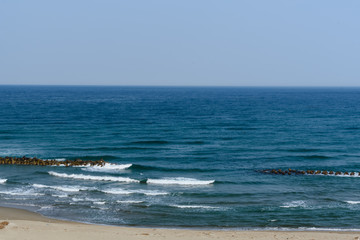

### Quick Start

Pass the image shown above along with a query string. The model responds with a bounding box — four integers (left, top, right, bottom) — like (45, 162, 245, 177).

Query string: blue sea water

(1, 86, 360, 230)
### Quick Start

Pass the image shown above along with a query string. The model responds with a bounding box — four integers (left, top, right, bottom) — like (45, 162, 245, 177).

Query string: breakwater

(0, 156, 106, 167)
(259, 169, 360, 176)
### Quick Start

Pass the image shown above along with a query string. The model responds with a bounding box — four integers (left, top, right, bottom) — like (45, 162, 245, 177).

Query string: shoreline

(1, 206, 360, 240)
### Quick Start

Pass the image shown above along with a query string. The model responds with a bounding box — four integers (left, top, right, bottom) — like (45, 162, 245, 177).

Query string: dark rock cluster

(0, 156, 106, 167)
(258, 169, 359, 176)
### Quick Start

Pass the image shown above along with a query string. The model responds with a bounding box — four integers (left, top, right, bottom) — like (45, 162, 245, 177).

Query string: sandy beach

(0, 207, 359, 240)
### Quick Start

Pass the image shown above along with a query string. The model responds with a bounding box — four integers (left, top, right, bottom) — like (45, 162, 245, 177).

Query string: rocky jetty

(0, 156, 106, 167)
(258, 169, 360, 176)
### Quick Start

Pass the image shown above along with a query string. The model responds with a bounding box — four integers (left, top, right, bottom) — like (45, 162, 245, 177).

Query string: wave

(51, 194, 68, 198)
(178, 192, 244, 198)
(45, 158, 66, 161)
(125, 140, 170, 145)
(280, 200, 307, 208)
(48, 171, 139, 183)
(286, 148, 321, 153)
(103, 188, 168, 196)
(0, 189, 45, 196)
(39, 206, 53, 211)
(130, 164, 216, 173)
(170, 205, 220, 209)
(62, 147, 165, 151)
(68, 155, 118, 160)
(71, 197, 103, 202)
(345, 201, 360, 204)
(345, 127, 360, 130)
(0, 179, 7, 184)
(146, 177, 215, 185)
(116, 200, 144, 204)
(183, 140, 206, 145)
(80, 163, 132, 173)
(301, 155, 332, 159)
(33, 183, 94, 192)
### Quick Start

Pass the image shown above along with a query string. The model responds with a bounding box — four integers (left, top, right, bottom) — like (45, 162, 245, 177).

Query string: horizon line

(1, 84, 360, 88)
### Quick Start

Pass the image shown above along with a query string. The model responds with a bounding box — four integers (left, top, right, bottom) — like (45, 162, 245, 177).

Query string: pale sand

(1, 207, 359, 240)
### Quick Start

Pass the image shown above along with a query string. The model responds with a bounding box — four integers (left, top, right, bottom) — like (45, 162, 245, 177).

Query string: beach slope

(0, 207, 359, 240)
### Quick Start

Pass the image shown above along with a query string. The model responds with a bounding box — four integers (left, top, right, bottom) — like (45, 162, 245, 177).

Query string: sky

(1, 0, 359, 86)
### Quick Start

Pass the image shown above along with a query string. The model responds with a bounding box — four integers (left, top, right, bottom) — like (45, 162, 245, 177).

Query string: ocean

(1, 86, 360, 230)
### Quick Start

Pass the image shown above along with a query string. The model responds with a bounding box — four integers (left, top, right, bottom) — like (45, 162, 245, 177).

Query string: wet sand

(0, 206, 359, 240)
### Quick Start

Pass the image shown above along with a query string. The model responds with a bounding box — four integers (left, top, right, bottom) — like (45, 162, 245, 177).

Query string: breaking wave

(0, 189, 45, 196)
(170, 205, 220, 209)
(345, 201, 360, 205)
(80, 163, 133, 173)
(280, 200, 307, 208)
(116, 200, 144, 204)
(146, 177, 215, 185)
(103, 188, 168, 196)
(33, 183, 94, 192)
(48, 171, 139, 183)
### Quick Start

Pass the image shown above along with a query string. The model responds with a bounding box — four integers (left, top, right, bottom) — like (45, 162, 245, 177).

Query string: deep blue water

(1, 86, 360, 230)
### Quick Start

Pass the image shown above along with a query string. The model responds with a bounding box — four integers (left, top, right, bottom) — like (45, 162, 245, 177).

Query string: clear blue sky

(1, 0, 359, 86)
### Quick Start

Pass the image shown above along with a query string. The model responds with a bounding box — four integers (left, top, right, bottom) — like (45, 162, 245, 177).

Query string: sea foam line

(48, 171, 139, 183)
(0, 179, 7, 184)
(116, 200, 144, 204)
(103, 188, 168, 196)
(170, 205, 220, 209)
(345, 201, 360, 205)
(33, 183, 94, 192)
(280, 200, 307, 208)
(45, 158, 66, 161)
(146, 177, 215, 185)
(0, 190, 45, 196)
(81, 163, 133, 172)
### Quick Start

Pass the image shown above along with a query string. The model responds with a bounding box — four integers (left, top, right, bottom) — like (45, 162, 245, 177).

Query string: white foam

(94, 201, 106, 205)
(33, 183, 94, 192)
(171, 205, 219, 209)
(54, 158, 66, 161)
(0, 190, 45, 196)
(116, 200, 144, 204)
(45, 158, 66, 161)
(345, 201, 360, 204)
(0, 179, 7, 184)
(52, 194, 68, 198)
(72, 197, 84, 202)
(39, 206, 53, 210)
(103, 189, 133, 195)
(48, 171, 139, 183)
(137, 190, 168, 196)
(81, 163, 132, 173)
(71, 197, 102, 203)
(280, 200, 307, 208)
(146, 177, 215, 185)
(103, 188, 168, 196)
